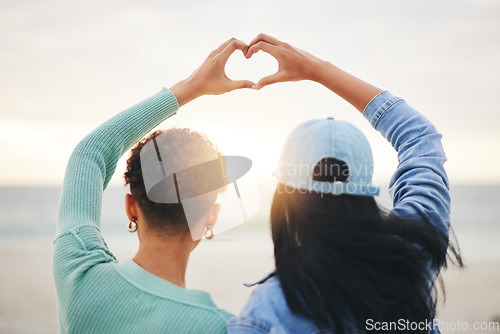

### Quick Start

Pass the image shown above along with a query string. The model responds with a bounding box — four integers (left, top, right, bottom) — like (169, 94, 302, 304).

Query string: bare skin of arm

(245, 33, 383, 113)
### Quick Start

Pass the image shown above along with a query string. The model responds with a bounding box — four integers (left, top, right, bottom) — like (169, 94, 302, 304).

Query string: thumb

(255, 73, 285, 89)
(230, 79, 255, 90)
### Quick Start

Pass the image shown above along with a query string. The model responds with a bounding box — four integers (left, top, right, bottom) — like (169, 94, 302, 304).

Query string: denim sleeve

(363, 91, 450, 237)
(226, 317, 271, 334)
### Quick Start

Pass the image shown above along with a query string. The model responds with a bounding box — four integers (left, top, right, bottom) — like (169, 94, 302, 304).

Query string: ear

(125, 193, 139, 221)
(190, 204, 222, 242)
(207, 203, 221, 227)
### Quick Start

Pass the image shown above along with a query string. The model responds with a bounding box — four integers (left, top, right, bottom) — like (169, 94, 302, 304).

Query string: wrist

(169, 77, 201, 108)
(308, 59, 336, 84)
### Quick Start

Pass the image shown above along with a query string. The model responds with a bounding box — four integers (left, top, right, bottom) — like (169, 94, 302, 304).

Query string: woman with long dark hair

(227, 34, 463, 334)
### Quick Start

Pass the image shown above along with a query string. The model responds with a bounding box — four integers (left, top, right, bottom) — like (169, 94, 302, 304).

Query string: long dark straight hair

(271, 183, 463, 333)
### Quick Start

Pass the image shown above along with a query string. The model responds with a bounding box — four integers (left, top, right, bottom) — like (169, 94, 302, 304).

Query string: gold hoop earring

(205, 224, 214, 240)
(128, 217, 137, 232)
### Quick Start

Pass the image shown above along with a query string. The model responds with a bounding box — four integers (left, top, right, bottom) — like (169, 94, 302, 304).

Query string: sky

(1, 0, 499, 187)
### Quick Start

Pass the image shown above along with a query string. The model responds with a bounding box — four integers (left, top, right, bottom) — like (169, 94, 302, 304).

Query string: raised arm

(54, 38, 255, 285)
(246, 33, 383, 112)
(247, 34, 450, 235)
(57, 38, 253, 234)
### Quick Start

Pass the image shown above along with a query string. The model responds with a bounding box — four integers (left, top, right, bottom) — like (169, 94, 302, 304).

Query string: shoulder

(244, 275, 285, 313)
(239, 273, 285, 310)
(207, 307, 235, 323)
(227, 276, 284, 333)
(237, 275, 287, 321)
(227, 275, 321, 334)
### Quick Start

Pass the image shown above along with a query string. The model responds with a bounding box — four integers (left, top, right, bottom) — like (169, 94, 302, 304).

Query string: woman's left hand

(170, 38, 255, 107)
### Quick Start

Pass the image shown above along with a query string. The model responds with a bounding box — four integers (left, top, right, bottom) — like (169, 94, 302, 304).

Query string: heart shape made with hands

(225, 51, 279, 85)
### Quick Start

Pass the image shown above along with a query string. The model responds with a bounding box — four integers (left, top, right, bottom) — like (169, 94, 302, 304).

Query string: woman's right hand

(245, 33, 325, 90)
(170, 38, 255, 107)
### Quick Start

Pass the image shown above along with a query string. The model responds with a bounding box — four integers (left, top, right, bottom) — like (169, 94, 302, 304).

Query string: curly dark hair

(124, 128, 221, 235)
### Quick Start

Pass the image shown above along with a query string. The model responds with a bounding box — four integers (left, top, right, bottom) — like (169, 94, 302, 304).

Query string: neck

(133, 232, 195, 288)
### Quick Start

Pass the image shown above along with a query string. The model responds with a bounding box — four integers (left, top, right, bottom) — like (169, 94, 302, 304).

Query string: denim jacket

(226, 91, 449, 334)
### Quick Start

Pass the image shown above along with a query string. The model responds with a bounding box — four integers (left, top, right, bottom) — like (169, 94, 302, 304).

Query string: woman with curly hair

(53, 38, 254, 334)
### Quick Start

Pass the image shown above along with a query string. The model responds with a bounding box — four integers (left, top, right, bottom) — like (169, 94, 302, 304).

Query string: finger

(229, 79, 255, 91)
(255, 73, 285, 89)
(218, 39, 249, 63)
(210, 37, 240, 57)
(246, 41, 278, 59)
(248, 33, 283, 48)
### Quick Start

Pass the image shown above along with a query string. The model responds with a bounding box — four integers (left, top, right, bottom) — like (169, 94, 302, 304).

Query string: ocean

(0, 183, 499, 260)
(0, 183, 499, 333)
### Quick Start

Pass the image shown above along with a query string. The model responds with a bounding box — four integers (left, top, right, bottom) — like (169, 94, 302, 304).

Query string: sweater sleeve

(53, 88, 179, 289)
(363, 91, 450, 237)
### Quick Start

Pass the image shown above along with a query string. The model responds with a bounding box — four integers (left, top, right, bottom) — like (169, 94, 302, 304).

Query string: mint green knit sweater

(53, 88, 233, 333)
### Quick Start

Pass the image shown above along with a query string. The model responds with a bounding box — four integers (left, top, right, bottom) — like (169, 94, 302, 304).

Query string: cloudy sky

(1, 0, 499, 187)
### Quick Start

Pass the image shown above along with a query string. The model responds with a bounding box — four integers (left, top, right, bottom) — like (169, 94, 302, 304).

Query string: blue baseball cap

(275, 117, 379, 196)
